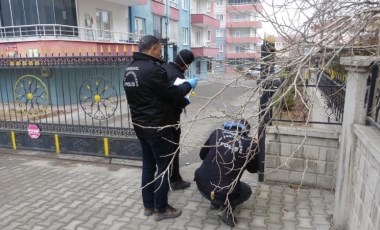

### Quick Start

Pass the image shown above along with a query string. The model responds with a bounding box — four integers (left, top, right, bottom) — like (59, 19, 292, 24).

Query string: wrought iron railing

(0, 24, 143, 44)
(0, 55, 133, 138)
(316, 71, 346, 122)
(366, 63, 380, 130)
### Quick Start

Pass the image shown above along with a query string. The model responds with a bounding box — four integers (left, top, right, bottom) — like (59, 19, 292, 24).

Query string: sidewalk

(0, 151, 334, 230)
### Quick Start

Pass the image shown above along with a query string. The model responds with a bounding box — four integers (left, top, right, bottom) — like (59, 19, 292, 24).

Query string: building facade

(0, 0, 149, 56)
(214, 0, 262, 73)
(190, 0, 220, 78)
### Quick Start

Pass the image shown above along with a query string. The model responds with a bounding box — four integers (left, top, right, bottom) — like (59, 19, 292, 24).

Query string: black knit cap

(174, 49, 195, 67)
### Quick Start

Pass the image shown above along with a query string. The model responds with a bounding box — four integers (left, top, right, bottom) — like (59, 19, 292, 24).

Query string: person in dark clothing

(162, 49, 195, 190)
(123, 35, 197, 221)
(194, 119, 259, 227)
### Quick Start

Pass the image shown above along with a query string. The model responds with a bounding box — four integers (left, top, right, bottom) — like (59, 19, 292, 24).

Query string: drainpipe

(163, 0, 169, 63)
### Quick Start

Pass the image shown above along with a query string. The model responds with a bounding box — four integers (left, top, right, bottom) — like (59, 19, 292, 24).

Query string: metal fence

(272, 70, 345, 125)
(0, 55, 142, 159)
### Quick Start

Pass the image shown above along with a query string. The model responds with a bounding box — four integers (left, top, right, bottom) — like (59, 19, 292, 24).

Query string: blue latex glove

(187, 78, 197, 89)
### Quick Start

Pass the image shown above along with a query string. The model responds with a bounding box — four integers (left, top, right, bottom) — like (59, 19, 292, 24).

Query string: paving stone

(0, 154, 339, 230)
(282, 220, 297, 229)
(250, 216, 267, 227)
(297, 217, 314, 228)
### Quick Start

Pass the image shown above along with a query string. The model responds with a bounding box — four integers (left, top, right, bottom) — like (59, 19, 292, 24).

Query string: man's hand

(187, 78, 197, 89)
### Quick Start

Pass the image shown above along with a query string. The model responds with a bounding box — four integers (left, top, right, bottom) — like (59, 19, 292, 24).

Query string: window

(54, 0, 77, 26)
(195, 31, 201, 46)
(216, 0, 224, 5)
(169, 19, 178, 42)
(206, 1, 211, 14)
(196, 61, 201, 74)
(169, 0, 178, 8)
(153, 15, 162, 38)
(235, 44, 246, 53)
(97, 9, 112, 39)
(135, 17, 145, 35)
(182, 28, 188, 45)
(219, 44, 224, 53)
(216, 29, 225, 37)
(181, 0, 188, 10)
(207, 30, 211, 41)
(216, 14, 224, 22)
(0, 0, 12, 26)
(207, 61, 212, 72)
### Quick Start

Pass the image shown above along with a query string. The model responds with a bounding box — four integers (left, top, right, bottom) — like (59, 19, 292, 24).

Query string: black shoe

(143, 207, 154, 216)
(219, 211, 237, 227)
(170, 179, 191, 190)
(210, 204, 221, 210)
(154, 205, 182, 221)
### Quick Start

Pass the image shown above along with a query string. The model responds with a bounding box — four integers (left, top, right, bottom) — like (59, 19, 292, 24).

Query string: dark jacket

(162, 62, 189, 123)
(123, 52, 192, 137)
(194, 128, 259, 204)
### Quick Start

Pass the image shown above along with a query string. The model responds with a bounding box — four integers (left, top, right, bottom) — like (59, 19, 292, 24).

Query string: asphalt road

(178, 73, 259, 167)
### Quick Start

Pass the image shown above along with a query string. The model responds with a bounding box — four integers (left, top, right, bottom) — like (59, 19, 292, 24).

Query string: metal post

(163, 0, 169, 63)
(258, 40, 276, 182)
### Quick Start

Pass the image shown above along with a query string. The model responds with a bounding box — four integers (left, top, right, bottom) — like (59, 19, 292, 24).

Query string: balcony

(227, 3, 262, 13)
(152, 0, 179, 20)
(191, 43, 219, 58)
(105, 0, 147, 6)
(226, 51, 260, 59)
(226, 21, 262, 28)
(191, 14, 220, 29)
(226, 35, 261, 43)
(0, 24, 144, 44)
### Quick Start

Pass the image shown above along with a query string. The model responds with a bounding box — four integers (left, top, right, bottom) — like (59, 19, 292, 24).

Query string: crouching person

(194, 119, 259, 227)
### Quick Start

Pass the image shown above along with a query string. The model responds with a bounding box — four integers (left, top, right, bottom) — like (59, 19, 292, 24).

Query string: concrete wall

(348, 125, 380, 230)
(265, 126, 339, 189)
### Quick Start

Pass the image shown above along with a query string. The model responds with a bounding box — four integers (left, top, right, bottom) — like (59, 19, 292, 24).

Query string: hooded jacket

(123, 52, 192, 137)
(162, 62, 189, 123)
(194, 128, 259, 204)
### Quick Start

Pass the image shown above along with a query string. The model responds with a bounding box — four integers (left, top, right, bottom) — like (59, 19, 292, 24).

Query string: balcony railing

(228, 0, 260, 5)
(191, 42, 218, 48)
(0, 24, 144, 44)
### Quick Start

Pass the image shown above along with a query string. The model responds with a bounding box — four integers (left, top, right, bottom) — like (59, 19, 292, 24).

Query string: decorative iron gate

(0, 55, 142, 160)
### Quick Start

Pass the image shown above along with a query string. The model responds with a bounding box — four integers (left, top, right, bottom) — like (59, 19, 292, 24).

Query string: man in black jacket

(123, 35, 197, 221)
(163, 49, 195, 190)
(194, 119, 259, 227)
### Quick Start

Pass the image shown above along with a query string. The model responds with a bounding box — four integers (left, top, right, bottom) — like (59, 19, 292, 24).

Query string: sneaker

(170, 179, 191, 190)
(219, 211, 237, 227)
(144, 207, 154, 216)
(154, 205, 182, 221)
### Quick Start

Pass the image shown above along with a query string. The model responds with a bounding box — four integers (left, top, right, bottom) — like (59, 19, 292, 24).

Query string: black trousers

(170, 127, 182, 182)
(199, 181, 252, 210)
